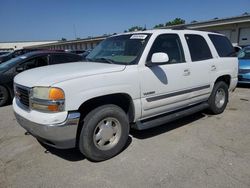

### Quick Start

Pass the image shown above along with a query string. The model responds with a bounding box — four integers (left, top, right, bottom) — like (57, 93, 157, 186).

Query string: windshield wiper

(94, 57, 115, 64)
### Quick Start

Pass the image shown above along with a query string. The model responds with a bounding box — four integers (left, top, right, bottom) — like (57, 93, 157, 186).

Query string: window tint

(22, 56, 48, 70)
(208, 34, 236, 57)
(51, 54, 82, 64)
(67, 54, 82, 62)
(147, 34, 185, 64)
(185, 34, 212, 61)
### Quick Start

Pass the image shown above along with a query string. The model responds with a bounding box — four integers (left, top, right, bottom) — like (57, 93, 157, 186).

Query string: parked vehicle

(0, 48, 43, 63)
(233, 45, 242, 56)
(0, 51, 82, 106)
(238, 46, 250, 84)
(80, 49, 92, 59)
(13, 30, 238, 161)
(0, 51, 12, 56)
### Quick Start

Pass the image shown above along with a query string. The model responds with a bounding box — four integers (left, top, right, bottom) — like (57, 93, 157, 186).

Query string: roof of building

(164, 13, 250, 29)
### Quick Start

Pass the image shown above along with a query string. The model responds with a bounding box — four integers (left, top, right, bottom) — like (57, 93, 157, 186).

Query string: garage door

(239, 28, 250, 46)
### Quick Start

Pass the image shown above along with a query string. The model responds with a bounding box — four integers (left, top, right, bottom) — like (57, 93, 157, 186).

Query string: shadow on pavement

(237, 83, 250, 88)
(38, 136, 132, 162)
(130, 112, 206, 139)
(39, 142, 85, 162)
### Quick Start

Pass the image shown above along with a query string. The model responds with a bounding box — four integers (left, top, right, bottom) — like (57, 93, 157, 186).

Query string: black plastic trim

(146, 85, 210, 102)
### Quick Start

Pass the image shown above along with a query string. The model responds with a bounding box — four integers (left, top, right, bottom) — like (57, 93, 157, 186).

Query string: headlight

(31, 87, 65, 112)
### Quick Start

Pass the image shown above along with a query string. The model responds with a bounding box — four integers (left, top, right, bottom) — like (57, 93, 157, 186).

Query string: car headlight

(30, 87, 65, 112)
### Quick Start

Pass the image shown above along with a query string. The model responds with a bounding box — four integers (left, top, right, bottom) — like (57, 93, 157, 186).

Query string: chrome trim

(14, 84, 32, 110)
(14, 112, 81, 149)
(30, 98, 65, 106)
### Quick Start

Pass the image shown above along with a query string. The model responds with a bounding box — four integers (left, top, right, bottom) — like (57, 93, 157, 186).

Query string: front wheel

(79, 104, 129, 161)
(0, 85, 9, 107)
(208, 81, 229, 114)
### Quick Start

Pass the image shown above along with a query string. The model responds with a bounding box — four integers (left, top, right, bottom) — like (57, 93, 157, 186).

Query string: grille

(16, 85, 30, 108)
(239, 69, 250, 74)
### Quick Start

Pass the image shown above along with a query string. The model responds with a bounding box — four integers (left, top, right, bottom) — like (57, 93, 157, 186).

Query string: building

(2, 14, 249, 51)
(25, 36, 109, 51)
(165, 13, 250, 46)
(0, 40, 59, 51)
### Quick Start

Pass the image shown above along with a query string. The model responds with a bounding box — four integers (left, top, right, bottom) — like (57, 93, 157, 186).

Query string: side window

(147, 34, 185, 64)
(36, 56, 48, 67)
(185, 34, 212, 61)
(67, 55, 82, 62)
(50, 54, 69, 64)
(208, 34, 236, 57)
(23, 59, 37, 70)
(22, 56, 48, 70)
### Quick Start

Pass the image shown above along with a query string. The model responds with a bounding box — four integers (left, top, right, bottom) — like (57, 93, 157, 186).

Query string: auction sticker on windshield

(130, 34, 147, 40)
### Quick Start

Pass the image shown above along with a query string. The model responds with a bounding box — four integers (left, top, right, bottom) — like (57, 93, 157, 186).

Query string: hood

(239, 59, 250, 69)
(14, 62, 126, 87)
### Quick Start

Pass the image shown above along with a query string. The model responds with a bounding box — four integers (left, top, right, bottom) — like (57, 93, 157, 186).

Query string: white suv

(13, 29, 238, 161)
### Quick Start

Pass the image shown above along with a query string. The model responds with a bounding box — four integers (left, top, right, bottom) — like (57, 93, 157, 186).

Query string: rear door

(184, 34, 213, 103)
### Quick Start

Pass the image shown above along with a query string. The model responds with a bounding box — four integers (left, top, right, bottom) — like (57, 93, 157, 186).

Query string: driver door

(139, 34, 192, 118)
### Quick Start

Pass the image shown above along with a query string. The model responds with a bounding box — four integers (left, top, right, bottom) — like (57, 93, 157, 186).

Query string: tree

(61, 38, 67, 41)
(127, 26, 144, 32)
(154, 24, 164, 28)
(165, 18, 185, 26)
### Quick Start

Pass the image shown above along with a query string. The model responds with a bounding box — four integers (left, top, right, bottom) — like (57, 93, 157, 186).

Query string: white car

(13, 29, 238, 161)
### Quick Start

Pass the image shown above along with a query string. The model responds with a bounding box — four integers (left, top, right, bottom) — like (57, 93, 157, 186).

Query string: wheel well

(215, 75, 231, 88)
(75, 93, 134, 147)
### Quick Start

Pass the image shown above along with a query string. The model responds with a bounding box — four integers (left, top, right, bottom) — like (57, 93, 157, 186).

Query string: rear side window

(50, 54, 82, 64)
(208, 34, 236, 57)
(67, 54, 82, 62)
(185, 34, 212, 62)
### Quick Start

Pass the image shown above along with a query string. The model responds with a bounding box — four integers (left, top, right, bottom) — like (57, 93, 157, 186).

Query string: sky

(0, 0, 249, 42)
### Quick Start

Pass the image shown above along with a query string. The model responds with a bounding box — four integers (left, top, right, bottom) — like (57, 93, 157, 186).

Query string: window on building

(185, 34, 212, 61)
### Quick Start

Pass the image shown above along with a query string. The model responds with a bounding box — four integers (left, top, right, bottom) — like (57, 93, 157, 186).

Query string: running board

(132, 102, 209, 130)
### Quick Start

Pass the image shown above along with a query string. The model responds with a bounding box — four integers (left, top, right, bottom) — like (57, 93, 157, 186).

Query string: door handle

(211, 65, 217, 71)
(183, 69, 190, 76)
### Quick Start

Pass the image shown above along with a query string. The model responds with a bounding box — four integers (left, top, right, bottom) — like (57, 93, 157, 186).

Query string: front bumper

(15, 111, 80, 149)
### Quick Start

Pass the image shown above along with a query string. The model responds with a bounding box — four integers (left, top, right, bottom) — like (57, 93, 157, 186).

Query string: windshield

(86, 34, 150, 65)
(0, 56, 25, 71)
(238, 48, 250, 59)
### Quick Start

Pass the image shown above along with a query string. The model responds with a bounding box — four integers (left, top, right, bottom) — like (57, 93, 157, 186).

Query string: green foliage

(127, 26, 144, 32)
(165, 18, 185, 26)
(154, 24, 164, 28)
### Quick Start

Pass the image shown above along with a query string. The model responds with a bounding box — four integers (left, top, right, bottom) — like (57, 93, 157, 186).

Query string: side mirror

(147, 52, 169, 66)
(16, 66, 24, 73)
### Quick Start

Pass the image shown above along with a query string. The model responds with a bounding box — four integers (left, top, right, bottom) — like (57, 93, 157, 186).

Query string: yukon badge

(143, 91, 156, 96)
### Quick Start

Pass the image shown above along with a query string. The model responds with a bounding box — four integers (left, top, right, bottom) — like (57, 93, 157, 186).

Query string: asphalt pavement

(0, 87, 249, 188)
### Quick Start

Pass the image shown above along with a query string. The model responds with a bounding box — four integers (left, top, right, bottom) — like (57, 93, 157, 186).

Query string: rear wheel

(208, 81, 228, 114)
(79, 104, 129, 161)
(0, 85, 9, 107)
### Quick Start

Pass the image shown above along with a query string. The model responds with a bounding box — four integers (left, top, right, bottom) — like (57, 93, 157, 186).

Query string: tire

(208, 81, 229, 114)
(79, 104, 129, 161)
(0, 85, 9, 107)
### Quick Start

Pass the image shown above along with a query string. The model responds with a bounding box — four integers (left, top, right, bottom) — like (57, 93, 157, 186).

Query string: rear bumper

(229, 77, 238, 91)
(14, 111, 80, 149)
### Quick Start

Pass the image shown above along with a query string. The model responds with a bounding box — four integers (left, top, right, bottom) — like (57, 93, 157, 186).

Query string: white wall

(0, 41, 59, 50)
